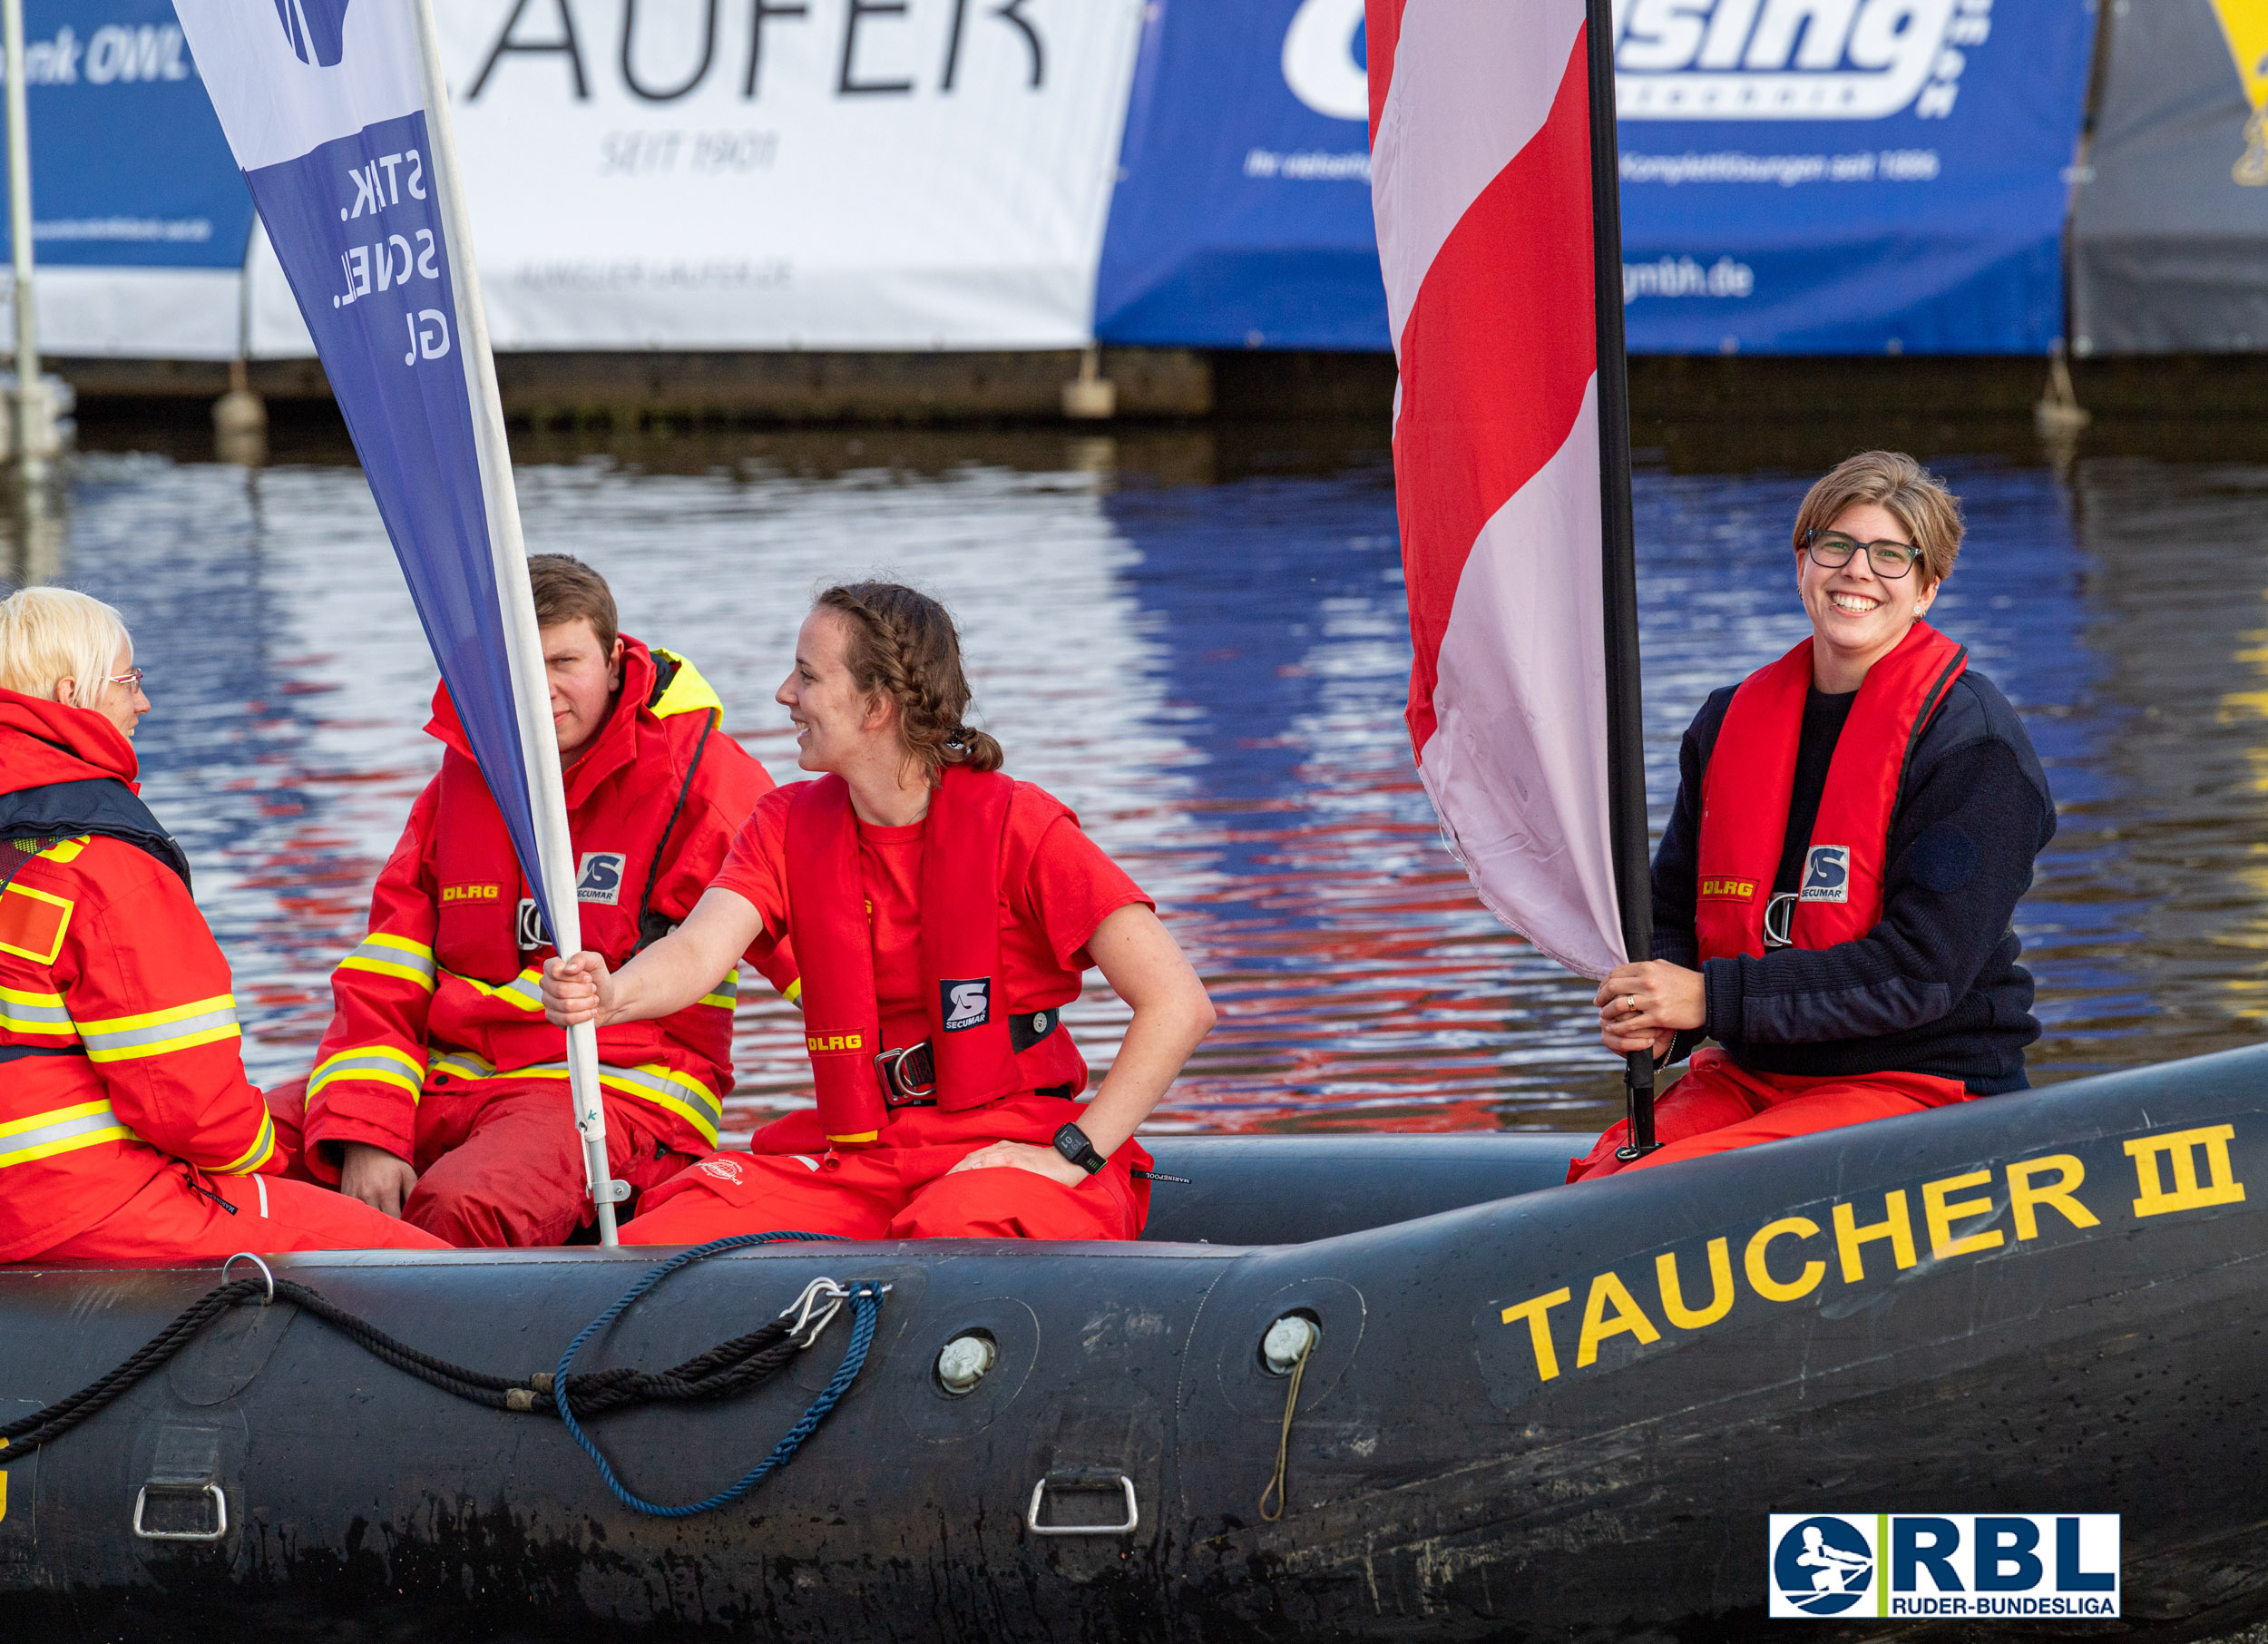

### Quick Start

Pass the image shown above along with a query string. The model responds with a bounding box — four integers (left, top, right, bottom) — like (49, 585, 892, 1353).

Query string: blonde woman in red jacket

(0, 588, 444, 1263)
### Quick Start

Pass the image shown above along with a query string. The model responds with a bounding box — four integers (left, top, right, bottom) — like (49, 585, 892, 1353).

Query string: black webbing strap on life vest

(632, 710, 716, 954)
(0, 1044, 85, 1065)
(875, 1008, 1065, 1106)
(0, 776, 192, 889)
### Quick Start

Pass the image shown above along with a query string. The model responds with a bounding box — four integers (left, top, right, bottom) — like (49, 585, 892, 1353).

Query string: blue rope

(552, 1230, 884, 1519)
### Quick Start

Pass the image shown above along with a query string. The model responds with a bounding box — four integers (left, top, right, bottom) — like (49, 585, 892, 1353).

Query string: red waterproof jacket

(302, 640, 796, 1176)
(0, 690, 281, 1263)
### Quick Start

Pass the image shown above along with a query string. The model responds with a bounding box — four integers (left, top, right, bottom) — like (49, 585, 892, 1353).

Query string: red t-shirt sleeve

(1020, 802, 1154, 972)
(710, 784, 796, 965)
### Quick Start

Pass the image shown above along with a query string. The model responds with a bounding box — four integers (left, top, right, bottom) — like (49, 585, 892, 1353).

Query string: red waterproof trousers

(28, 1160, 447, 1263)
(620, 1098, 1148, 1245)
(1567, 1047, 1973, 1182)
(267, 1076, 696, 1248)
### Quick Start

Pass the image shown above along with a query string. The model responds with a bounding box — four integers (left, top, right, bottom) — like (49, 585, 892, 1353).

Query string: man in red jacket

(269, 556, 796, 1247)
(0, 586, 445, 1263)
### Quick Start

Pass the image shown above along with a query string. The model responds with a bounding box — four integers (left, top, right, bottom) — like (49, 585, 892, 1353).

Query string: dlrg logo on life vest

(1769, 1514, 2118, 1619)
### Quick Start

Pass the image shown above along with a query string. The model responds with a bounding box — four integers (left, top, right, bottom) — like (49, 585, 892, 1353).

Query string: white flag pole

(408, 0, 622, 1243)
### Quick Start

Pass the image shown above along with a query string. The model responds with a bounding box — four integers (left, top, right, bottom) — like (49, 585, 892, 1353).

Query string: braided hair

(812, 582, 1004, 780)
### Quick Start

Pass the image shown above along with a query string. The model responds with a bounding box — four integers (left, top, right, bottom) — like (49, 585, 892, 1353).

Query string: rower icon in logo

(1774, 1517, 1872, 1615)
(273, 0, 351, 67)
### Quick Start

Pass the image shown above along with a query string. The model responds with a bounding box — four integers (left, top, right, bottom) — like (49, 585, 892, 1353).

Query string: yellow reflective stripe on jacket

(309, 1043, 426, 1100)
(7, 835, 89, 863)
(0, 1100, 133, 1168)
(77, 995, 240, 1062)
(440, 966, 545, 1013)
(696, 967, 740, 1011)
(425, 1051, 723, 1147)
(782, 975, 803, 1006)
(216, 1109, 277, 1175)
(338, 932, 438, 992)
(0, 983, 77, 1039)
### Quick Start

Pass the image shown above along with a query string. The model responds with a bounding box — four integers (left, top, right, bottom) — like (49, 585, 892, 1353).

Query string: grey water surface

(15, 424, 2266, 1145)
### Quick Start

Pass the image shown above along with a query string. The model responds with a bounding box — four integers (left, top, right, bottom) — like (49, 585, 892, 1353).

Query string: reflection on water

(22, 426, 2268, 1143)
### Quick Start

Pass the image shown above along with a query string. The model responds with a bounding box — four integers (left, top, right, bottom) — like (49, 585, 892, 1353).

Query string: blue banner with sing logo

(1094, 0, 2098, 355)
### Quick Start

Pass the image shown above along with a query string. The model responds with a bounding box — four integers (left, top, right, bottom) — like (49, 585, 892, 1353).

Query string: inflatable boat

(3, 1042, 2264, 1641)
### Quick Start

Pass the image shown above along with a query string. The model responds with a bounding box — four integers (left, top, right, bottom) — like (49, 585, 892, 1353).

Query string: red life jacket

(1696, 621, 1967, 962)
(427, 641, 746, 1081)
(432, 642, 723, 983)
(785, 765, 1088, 1145)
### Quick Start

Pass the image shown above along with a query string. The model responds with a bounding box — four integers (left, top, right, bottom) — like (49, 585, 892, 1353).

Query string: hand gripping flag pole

(405, 0, 622, 1233)
(1367, 0, 1654, 1153)
(171, 0, 627, 1238)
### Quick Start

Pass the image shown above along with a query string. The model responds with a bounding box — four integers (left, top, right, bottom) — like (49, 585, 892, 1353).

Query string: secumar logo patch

(1802, 845, 1851, 903)
(576, 852, 627, 905)
(941, 977, 992, 1032)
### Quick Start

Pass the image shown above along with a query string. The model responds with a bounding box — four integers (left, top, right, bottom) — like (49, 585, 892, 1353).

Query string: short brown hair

(527, 554, 617, 655)
(1793, 451, 1963, 586)
(813, 582, 1003, 781)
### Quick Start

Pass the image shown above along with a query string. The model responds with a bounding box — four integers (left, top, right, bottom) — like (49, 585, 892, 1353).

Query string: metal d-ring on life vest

(1695, 621, 1967, 962)
(784, 765, 1085, 1145)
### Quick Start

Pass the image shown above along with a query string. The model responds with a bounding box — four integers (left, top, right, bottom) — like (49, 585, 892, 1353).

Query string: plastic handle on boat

(1026, 1470, 1139, 1536)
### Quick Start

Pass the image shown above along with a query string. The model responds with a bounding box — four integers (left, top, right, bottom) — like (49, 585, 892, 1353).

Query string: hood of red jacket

(425, 633, 660, 785)
(0, 687, 140, 796)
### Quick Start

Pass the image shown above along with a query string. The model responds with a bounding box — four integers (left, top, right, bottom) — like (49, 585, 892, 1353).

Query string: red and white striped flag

(1368, 0, 1637, 980)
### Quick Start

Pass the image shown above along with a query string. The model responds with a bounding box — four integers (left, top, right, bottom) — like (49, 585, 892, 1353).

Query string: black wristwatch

(1051, 1121, 1107, 1176)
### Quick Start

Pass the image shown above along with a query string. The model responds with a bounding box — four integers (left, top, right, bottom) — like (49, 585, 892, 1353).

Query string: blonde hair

(0, 586, 132, 709)
(1793, 451, 1964, 586)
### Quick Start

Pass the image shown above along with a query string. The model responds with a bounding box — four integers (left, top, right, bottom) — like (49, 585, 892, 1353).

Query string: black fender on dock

(4, 1047, 2267, 1641)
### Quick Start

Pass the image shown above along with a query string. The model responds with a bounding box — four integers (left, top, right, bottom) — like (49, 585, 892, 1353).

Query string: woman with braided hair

(542, 582, 1216, 1242)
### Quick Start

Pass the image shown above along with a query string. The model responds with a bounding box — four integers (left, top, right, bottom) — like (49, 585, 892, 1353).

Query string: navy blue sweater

(1652, 667, 2057, 1093)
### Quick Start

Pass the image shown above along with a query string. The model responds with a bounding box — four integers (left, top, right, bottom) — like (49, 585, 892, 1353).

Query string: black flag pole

(1584, 0, 1657, 1159)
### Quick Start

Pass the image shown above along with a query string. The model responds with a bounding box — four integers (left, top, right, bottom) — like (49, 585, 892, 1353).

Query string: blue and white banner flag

(171, 0, 564, 944)
(175, 0, 619, 1233)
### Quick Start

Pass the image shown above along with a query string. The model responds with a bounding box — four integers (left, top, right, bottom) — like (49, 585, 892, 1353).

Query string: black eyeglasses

(1804, 529, 1922, 581)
